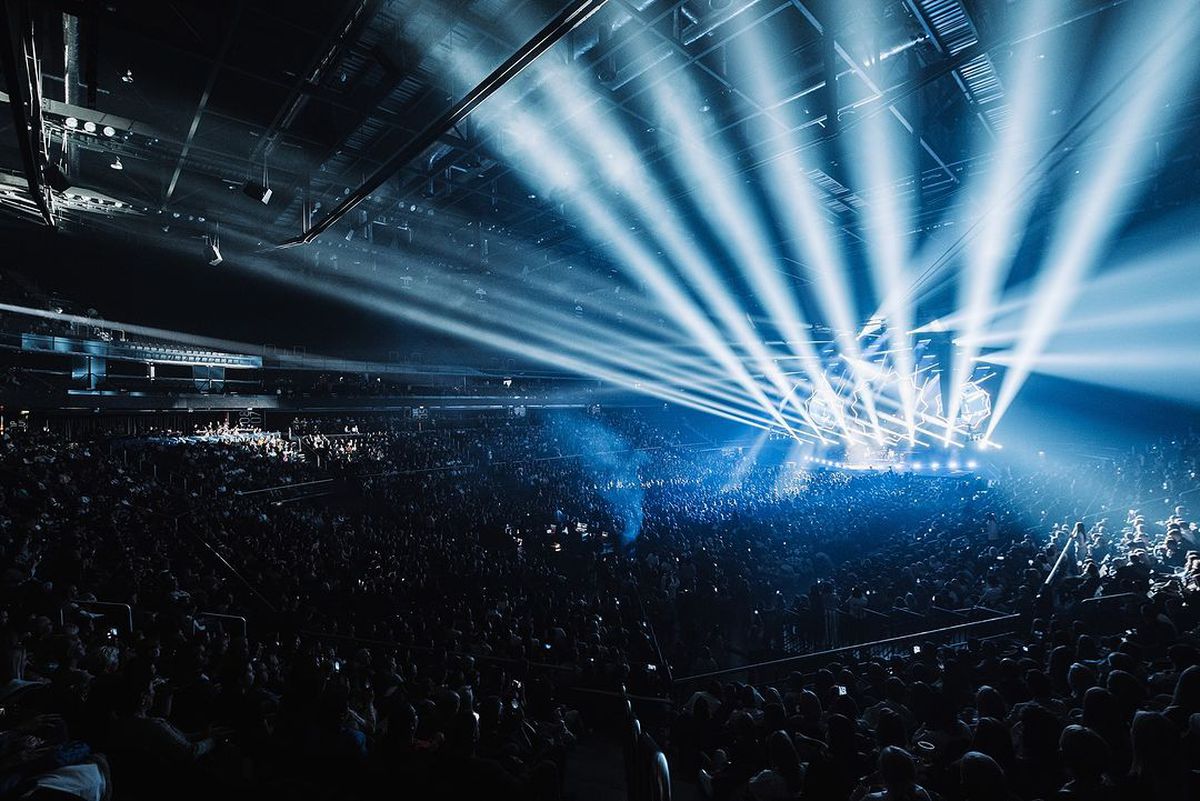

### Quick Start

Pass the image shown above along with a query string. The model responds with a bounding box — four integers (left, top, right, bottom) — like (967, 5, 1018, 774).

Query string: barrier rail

(566, 686, 673, 706)
(298, 628, 577, 673)
(1079, 591, 1141, 607)
(195, 612, 248, 639)
(675, 612, 1024, 686)
(1042, 527, 1081, 590)
(60, 601, 134, 634)
(1076, 591, 1143, 634)
(783, 601, 996, 654)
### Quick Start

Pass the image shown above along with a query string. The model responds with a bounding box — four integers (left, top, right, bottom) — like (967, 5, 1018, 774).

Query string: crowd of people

(0, 407, 1196, 800)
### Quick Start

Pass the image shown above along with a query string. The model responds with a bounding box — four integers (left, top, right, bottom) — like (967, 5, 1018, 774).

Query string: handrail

(566, 686, 673, 705)
(929, 604, 967, 618)
(235, 477, 334, 496)
(299, 628, 577, 672)
(195, 612, 248, 639)
(673, 612, 1023, 685)
(60, 601, 134, 634)
(194, 536, 280, 614)
(1043, 527, 1081, 589)
(1079, 591, 1141, 606)
(829, 606, 891, 620)
(631, 586, 673, 684)
(1034, 525, 1084, 617)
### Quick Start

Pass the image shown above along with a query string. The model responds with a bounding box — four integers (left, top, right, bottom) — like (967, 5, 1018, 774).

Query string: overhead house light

(205, 238, 222, 266)
(205, 223, 223, 266)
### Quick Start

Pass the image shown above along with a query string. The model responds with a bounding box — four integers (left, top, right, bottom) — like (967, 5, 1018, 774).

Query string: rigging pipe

(280, 0, 610, 247)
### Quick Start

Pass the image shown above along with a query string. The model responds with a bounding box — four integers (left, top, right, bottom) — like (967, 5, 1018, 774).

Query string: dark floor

(564, 731, 705, 801)
(565, 733, 626, 801)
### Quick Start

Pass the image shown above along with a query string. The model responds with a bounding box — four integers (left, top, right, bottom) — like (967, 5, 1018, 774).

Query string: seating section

(0, 416, 1196, 799)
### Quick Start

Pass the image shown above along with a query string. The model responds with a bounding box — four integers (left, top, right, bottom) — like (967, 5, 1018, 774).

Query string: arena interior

(1, 1, 1200, 799)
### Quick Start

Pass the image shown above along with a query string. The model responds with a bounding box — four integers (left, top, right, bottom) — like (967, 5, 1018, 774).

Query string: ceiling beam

(250, 0, 382, 167)
(162, 0, 244, 205)
(790, 0, 955, 184)
(281, 0, 612, 246)
(0, 0, 54, 227)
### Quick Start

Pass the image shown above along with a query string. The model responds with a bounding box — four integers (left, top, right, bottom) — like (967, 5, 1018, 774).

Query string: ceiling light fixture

(242, 180, 272, 205)
(109, 156, 123, 170)
(205, 239, 222, 266)
(205, 222, 222, 266)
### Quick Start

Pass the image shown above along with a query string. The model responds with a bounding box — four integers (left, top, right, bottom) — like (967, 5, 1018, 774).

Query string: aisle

(564, 731, 704, 801)
(564, 734, 626, 801)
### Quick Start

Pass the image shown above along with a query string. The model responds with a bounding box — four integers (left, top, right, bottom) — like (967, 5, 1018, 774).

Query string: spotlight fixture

(64, 117, 78, 129)
(109, 156, 123, 170)
(121, 68, 133, 84)
(241, 180, 272, 205)
(205, 227, 222, 266)
(82, 120, 96, 133)
(102, 125, 116, 137)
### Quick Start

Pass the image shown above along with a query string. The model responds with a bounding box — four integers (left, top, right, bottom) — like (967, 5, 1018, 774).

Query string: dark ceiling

(0, 0, 1197, 360)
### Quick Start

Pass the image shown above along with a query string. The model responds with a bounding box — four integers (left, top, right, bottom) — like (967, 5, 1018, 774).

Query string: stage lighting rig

(958, 383, 992, 432)
(243, 160, 273, 205)
(59, 115, 118, 137)
(806, 395, 839, 430)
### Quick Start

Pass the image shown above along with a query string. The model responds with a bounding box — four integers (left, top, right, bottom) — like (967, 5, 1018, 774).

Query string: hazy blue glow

(548, 412, 647, 544)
